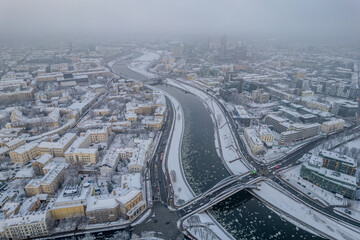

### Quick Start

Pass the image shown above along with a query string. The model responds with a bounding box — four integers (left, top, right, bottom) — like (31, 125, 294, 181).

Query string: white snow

(127, 51, 160, 78)
(183, 213, 234, 240)
(282, 165, 346, 207)
(253, 181, 360, 240)
(166, 79, 252, 175)
(147, 85, 195, 204)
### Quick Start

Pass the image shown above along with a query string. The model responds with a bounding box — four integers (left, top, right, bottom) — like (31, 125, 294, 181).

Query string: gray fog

(0, 0, 359, 40)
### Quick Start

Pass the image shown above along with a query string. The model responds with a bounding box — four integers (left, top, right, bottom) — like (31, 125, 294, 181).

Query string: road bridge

(178, 177, 263, 224)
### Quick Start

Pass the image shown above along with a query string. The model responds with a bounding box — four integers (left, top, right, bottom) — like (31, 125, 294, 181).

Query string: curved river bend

(158, 84, 321, 240)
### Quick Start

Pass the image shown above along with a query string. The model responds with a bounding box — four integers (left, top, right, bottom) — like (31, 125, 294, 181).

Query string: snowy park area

(253, 181, 360, 240)
(166, 79, 252, 175)
(128, 51, 160, 78)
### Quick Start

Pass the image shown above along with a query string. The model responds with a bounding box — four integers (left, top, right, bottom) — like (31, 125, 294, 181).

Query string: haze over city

(0, 1, 359, 240)
(0, 0, 360, 40)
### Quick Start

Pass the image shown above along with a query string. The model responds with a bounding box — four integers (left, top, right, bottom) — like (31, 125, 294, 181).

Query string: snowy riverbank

(253, 181, 360, 240)
(166, 79, 252, 175)
(127, 51, 160, 78)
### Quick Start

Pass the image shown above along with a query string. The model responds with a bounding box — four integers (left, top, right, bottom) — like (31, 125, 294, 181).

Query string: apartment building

(25, 163, 67, 196)
(0, 87, 35, 104)
(251, 89, 270, 103)
(279, 123, 320, 145)
(244, 128, 264, 155)
(87, 126, 110, 143)
(4, 211, 52, 239)
(32, 153, 53, 175)
(320, 118, 345, 134)
(64, 134, 98, 165)
(265, 114, 290, 133)
(9, 142, 39, 164)
(300, 153, 357, 199)
(37, 133, 77, 157)
(256, 125, 274, 144)
(51, 185, 91, 220)
(4, 138, 26, 151)
(86, 196, 120, 224)
(307, 101, 331, 112)
(320, 150, 357, 176)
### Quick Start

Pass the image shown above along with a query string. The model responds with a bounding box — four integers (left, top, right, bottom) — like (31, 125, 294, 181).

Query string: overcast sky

(0, 0, 359, 41)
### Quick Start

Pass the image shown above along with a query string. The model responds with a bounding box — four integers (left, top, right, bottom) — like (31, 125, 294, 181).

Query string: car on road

(274, 166, 280, 170)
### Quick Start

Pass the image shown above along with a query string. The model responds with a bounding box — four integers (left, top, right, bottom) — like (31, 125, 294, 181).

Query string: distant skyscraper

(172, 43, 184, 58)
(235, 41, 247, 60)
(357, 88, 360, 120)
(219, 35, 227, 58)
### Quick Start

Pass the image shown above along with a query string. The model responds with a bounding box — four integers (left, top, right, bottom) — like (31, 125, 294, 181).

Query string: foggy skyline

(0, 0, 360, 41)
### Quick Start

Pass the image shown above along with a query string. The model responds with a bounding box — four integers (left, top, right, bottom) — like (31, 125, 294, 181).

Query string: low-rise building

(100, 148, 121, 177)
(9, 142, 39, 164)
(25, 163, 67, 196)
(244, 128, 264, 155)
(86, 196, 120, 224)
(300, 154, 357, 199)
(4, 138, 26, 151)
(320, 118, 345, 134)
(37, 133, 77, 157)
(320, 150, 356, 176)
(50, 185, 91, 220)
(307, 101, 331, 112)
(4, 211, 52, 239)
(87, 126, 110, 143)
(32, 154, 53, 175)
(64, 134, 99, 165)
(279, 123, 320, 145)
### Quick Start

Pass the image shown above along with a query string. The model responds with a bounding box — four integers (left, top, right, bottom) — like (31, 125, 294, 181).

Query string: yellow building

(37, 133, 77, 157)
(114, 190, 146, 222)
(142, 117, 163, 130)
(4, 211, 51, 239)
(125, 112, 138, 122)
(307, 101, 330, 112)
(321, 118, 345, 134)
(32, 154, 53, 175)
(2, 202, 20, 218)
(87, 127, 110, 143)
(50, 186, 90, 220)
(256, 126, 274, 143)
(4, 138, 26, 151)
(135, 105, 155, 115)
(25, 163, 66, 196)
(86, 196, 120, 224)
(9, 142, 39, 164)
(244, 128, 264, 155)
(64, 134, 99, 165)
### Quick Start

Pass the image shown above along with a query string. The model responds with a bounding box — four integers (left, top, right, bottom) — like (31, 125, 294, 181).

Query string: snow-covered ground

(183, 213, 233, 240)
(282, 165, 346, 207)
(166, 79, 252, 175)
(147, 85, 194, 204)
(334, 207, 360, 223)
(127, 51, 160, 78)
(254, 181, 360, 240)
